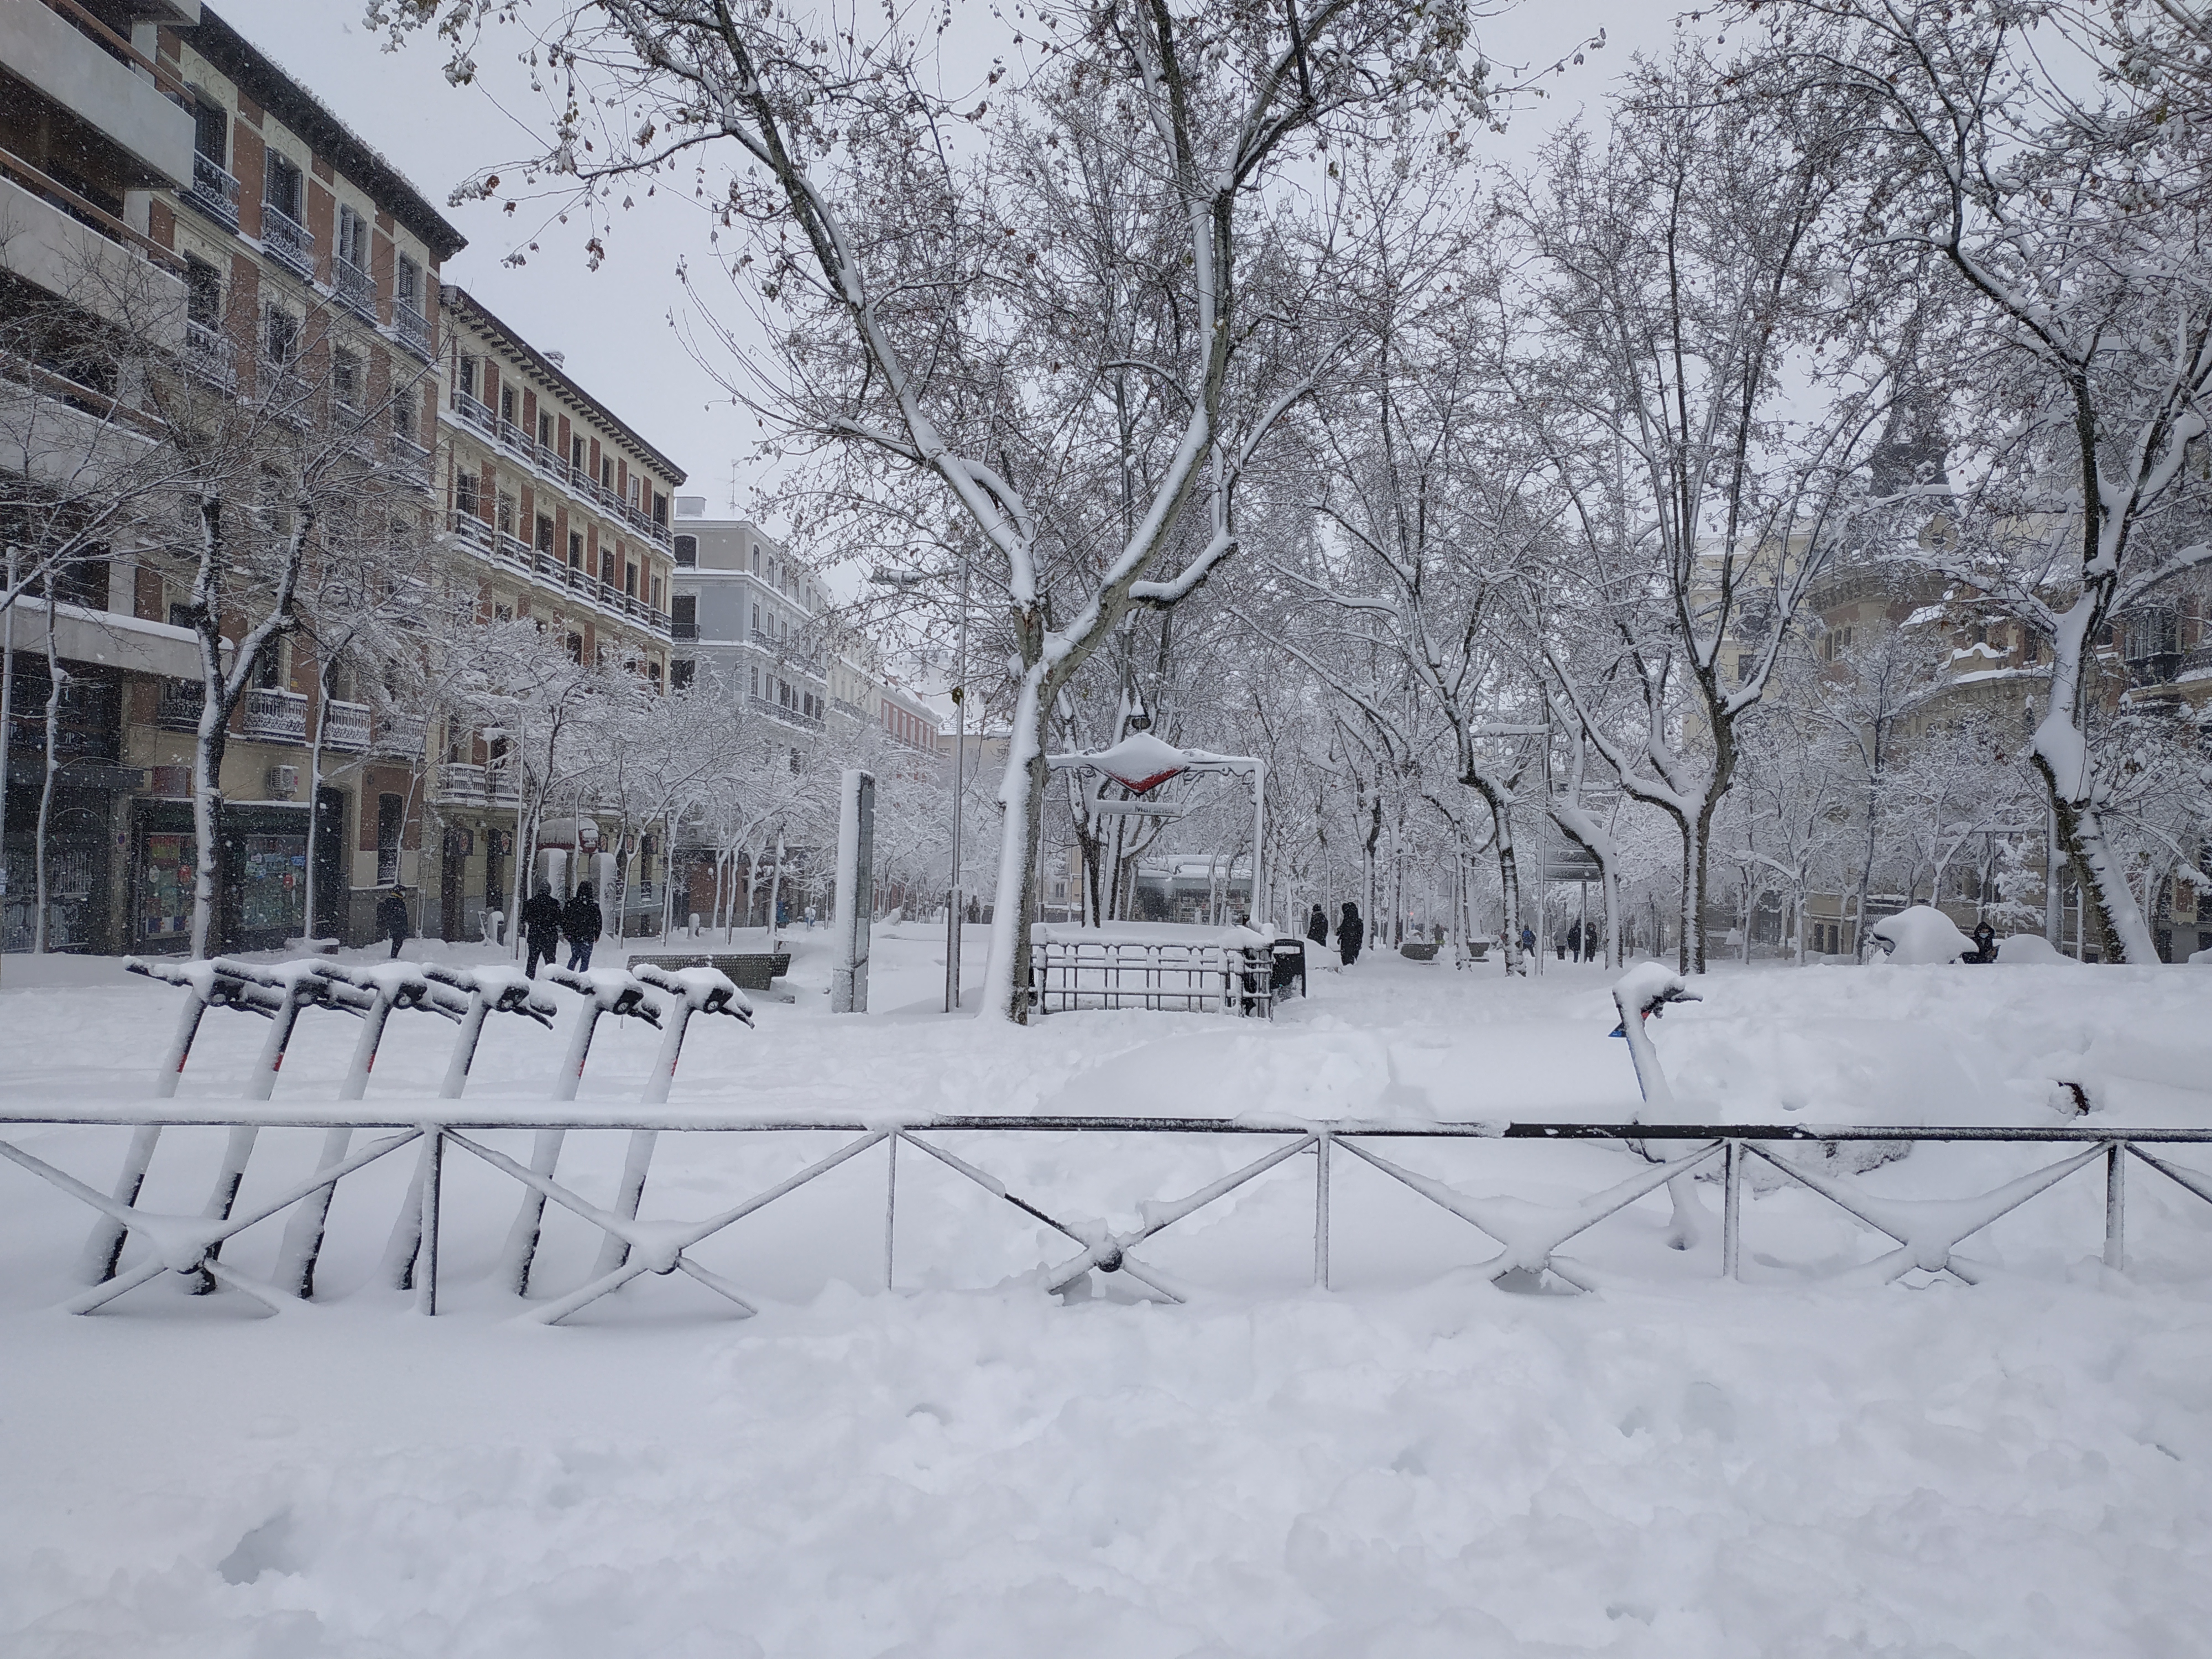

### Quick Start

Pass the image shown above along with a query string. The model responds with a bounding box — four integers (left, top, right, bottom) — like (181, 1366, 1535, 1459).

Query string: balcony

(447, 510, 495, 556)
(241, 686, 309, 744)
(388, 431, 433, 487)
(154, 678, 205, 732)
(751, 693, 823, 732)
(498, 418, 533, 457)
(262, 202, 315, 279)
(14, 1, 194, 189)
(334, 255, 376, 320)
(434, 761, 487, 805)
(672, 618, 699, 640)
(453, 388, 496, 437)
(320, 698, 371, 753)
(374, 712, 428, 758)
(497, 531, 533, 568)
(189, 151, 239, 229)
(185, 319, 234, 390)
(392, 301, 432, 360)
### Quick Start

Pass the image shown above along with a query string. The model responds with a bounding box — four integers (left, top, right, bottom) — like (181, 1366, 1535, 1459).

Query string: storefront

(133, 796, 344, 954)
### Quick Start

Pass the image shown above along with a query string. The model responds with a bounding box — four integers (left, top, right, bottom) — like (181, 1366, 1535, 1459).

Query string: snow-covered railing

(4, 1107, 2209, 1323)
(1028, 924, 1277, 1016)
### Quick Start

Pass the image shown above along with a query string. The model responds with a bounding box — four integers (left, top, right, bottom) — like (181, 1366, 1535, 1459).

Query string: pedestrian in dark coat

(1337, 901, 1365, 967)
(1519, 924, 1536, 959)
(521, 880, 564, 978)
(376, 889, 410, 959)
(563, 883, 603, 972)
(1306, 904, 1328, 946)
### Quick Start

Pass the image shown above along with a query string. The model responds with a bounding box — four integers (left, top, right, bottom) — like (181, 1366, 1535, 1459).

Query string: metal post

(1722, 1139, 1741, 1281)
(884, 1130, 899, 1291)
(0, 545, 13, 983)
(1314, 1132, 1332, 1290)
(414, 1128, 441, 1315)
(946, 540, 969, 1013)
(2104, 1140, 2125, 1272)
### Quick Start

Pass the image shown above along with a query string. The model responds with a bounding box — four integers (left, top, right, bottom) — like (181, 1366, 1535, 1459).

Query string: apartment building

(426, 285, 685, 942)
(2, 2, 468, 951)
(668, 504, 830, 729)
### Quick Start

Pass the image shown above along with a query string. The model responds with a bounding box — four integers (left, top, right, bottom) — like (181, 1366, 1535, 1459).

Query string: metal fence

(4, 1105, 2209, 1323)
(1029, 937, 1280, 1016)
(4, 955, 2208, 1324)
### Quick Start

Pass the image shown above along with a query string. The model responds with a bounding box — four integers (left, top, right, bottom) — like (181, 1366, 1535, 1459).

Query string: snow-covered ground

(2, 933, 2209, 1656)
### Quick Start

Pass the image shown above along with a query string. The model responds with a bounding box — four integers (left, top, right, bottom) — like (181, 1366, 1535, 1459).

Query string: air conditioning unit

(265, 765, 300, 799)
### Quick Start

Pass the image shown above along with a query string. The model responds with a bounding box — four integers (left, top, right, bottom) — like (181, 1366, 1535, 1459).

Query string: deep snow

(2, 932, 2209, 1656)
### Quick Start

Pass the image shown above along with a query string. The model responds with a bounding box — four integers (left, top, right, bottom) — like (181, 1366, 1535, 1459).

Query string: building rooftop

(189, 6, 467, 260)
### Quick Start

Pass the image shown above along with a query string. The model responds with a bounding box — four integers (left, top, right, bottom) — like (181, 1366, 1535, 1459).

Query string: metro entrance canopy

(1046, 735, 1268, 922)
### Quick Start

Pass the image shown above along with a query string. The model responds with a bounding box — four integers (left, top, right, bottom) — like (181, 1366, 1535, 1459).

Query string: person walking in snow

(563, 882, 603, 972)
(521, 880, 564, 979)
(375, 888, 410, 959)
(1306, 903, 1328, 946)
(1567, 920, 1583, 962)
(1337, 901, 1364, 967)
(1520, 923, 1536, 959)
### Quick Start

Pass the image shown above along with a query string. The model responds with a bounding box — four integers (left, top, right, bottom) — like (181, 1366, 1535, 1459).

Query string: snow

(3, 937, 2211, 1654)
(1867, 904, 1975, 964)
(1996, 932, 2075, 965)
(1061, 730, 1192, 793)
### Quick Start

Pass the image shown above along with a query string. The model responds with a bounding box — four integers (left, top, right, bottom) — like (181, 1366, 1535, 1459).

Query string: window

(567, 530, 583, 568)
(255, 641, 284, 689)
(332, 347, 361, 409)
(750, 602, 760, 634)
(674, 535, 696, 567)
(500, 386, 516, 425)
(535, 514, 555, 555)
(750, 546, 760, 573)
(496, 493, 516, 535)
(455, 470, 482, 519)
(457, 355, 477, 400)
(749, 666, 759, 695)
(671, 594, 696, 637)
(566, 633, 583, 663)
(192, 99, 227, 166)
(650, 574, 664, 611)
(601, 458, 614, 493)
(572, 436, 586, 473)
(392, 398, 415, 442)
(264, 151, 302, 223)
(625, 562, 638, 598)
(539, 412, 554, 448)
(653, 492, 668, 528)
(670, 659, 695, 690)
(395, 255, 422, 314)
(264, 305, 297, 366)
(336, 204, 369, 273)
(648, 661, 663, 692)
(185, 258, 222, 328)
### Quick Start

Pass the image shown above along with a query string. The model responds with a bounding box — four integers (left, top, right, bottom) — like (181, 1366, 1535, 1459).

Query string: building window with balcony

(568, 530, 584, 568)
(335, 205, 373, 313)
(393, 397, 416, 442)
(263, 153, 310, 270)
(332, 347, 361, 410)
(500, 386, 516, 425)
(497, 493, 517, 535)
(602, 457, 615, 493)
(456, 470, 482, 520)
(397, 254, 421, 311)
(625, 562, 638, 598)
(539, 412, 554, 450)
(536, 514, 555, 555)
(194, 100, 228, 169)
(653, 492, 669, 529)
(457, 355, 477, 401)
(651, 573, 664, 611)
(186, 258, 222, 328)
(265, 305, 298, 367)
(572, 436, 587, 474)
(255, 641, 285, 690)
(671, 594, 696, 640)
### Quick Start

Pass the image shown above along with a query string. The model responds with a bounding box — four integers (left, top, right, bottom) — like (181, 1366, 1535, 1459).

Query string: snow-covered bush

(1867, 905, 1973, 965)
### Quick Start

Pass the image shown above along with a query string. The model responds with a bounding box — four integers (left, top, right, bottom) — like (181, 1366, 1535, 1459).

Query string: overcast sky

(211, 1, 1709, 525)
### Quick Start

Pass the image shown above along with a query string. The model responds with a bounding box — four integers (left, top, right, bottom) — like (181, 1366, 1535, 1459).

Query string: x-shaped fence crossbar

(5, 1111, 2212, 1322)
